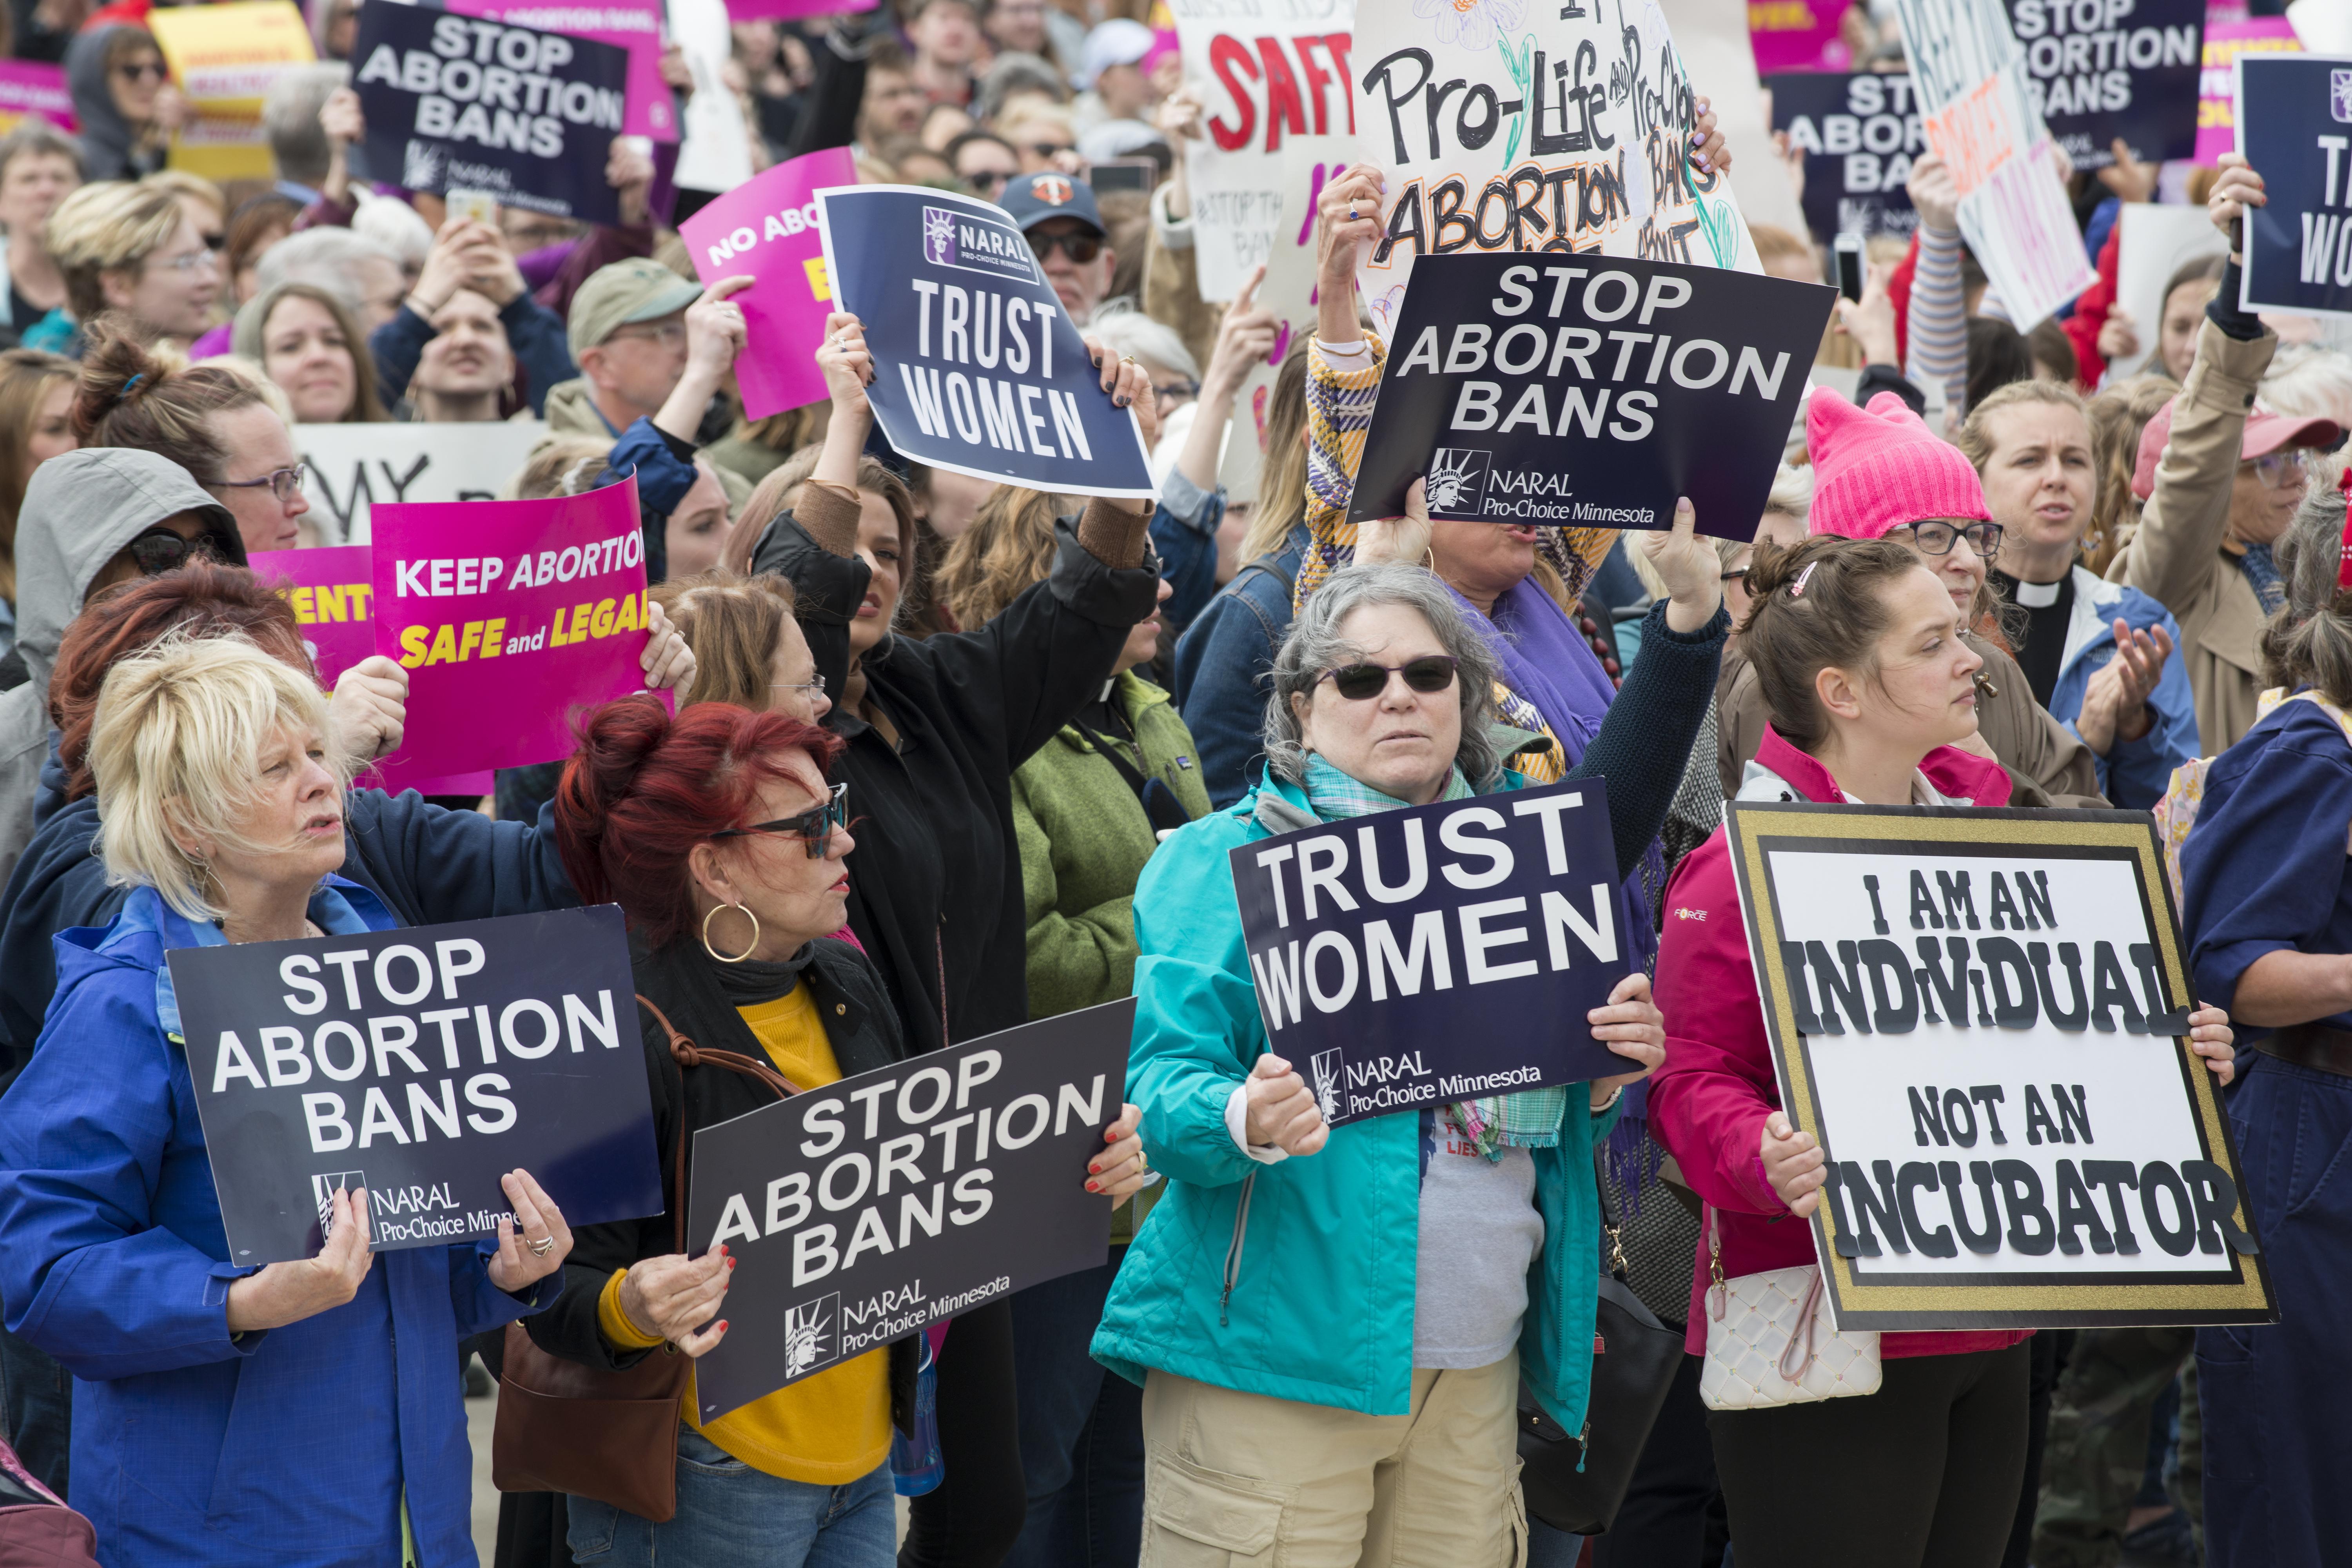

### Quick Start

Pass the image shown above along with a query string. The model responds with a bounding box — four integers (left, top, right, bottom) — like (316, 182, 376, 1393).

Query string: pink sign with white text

(250, 546, 494, 797)
(679, 145, 857, 419)
(2196, 17, 2300, 164)
(443, 0, 677, 141)
(364, 479, 660, 780)
(0, 62, 73, 132)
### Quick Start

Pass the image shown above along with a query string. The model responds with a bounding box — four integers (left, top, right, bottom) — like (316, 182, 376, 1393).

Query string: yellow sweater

(597, 983, 892, 1485)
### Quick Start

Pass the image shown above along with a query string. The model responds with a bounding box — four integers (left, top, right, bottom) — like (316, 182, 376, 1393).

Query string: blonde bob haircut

(90, 633, 355, 920)
(45, 181, 191, 322)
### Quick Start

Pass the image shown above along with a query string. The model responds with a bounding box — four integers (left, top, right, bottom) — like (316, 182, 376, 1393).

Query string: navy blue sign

(686, 1000, 1130, 1420)
(1346, 254, 1833, 542)
(352, 3, 626, 224)
(2237, 54, 2352, 318)
(1230, 781, 1632, 1126)
(2008, 0, 2202, 169)
(170, 905, 660, 1264)
(1766, 73, 1922, 246)
(817, 185, 1156, 499)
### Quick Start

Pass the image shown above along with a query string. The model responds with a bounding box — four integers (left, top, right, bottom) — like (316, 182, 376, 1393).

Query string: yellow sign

(150, 0, 315, 182)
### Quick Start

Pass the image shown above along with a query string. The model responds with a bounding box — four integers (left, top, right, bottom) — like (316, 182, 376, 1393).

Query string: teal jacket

(1090, 765, 1617, 1428)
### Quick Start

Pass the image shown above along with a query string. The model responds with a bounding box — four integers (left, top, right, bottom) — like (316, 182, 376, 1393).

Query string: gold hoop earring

(701, 902, 760, 964)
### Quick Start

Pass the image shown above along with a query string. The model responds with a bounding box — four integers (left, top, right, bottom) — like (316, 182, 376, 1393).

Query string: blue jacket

(1170, 523, 1310, 808)
(1091, 768, 1615, 1427)
(2043, 567, 2198, 809)
(368, 293, 577, 418)
(1148, 468, 1224, 636)
(0, 880, 557, 1567)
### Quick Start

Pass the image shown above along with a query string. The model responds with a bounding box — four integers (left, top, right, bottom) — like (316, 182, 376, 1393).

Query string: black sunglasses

(1028, 230, 1101, 264)
(1318, 655, 1459, 702)
(127, 525, 216, 577)
(710, 781, 850, 858)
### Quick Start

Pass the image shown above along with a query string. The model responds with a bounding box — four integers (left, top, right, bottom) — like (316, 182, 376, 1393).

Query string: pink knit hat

(1805, 387, 1993, 540)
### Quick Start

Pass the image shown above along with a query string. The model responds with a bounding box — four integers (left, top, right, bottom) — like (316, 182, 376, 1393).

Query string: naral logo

(312, 1170, 365, 1236)
(2334, 68, 2352, 123)
(922, 204, 1038, 284)
(784, 1292, 842, 1378)
(401, 139, 443, 192)
(1310, 1049, 1343, 1124)
(1425, 449, 1492, 516)
(921, 205, 957, 267)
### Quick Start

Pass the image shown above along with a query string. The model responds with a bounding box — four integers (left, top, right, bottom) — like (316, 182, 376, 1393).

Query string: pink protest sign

(250, 546, 493, 797)
(0, 62, 74, 132)
(1749, 0, 1854, 74)
(722, 0, 874, 21)
(2197, 17, 2300, 164)
(365, 478, 659, 780)
(679, 145, 856, 419)
(444, 0, 676, 142)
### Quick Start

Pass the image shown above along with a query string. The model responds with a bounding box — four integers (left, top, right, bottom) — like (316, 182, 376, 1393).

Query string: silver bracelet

(1590, 1083, 1624, 1114)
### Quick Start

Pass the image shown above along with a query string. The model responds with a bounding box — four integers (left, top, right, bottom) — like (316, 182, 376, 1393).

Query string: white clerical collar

(2014, 577, 2064, 608)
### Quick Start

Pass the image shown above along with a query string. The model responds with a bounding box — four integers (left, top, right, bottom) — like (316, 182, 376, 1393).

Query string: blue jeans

(564, 1426, 895, 1568)
(2198, 1055, 2352, 1568)
(1002, 1251, 1144, 1568)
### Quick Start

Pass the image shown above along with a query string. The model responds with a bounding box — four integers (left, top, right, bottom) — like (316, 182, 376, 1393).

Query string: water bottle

(891, 1333, 944, 1496)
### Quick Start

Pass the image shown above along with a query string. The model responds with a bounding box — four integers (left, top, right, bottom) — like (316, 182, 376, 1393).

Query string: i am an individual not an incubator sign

(1726, 804, 2275, 1331)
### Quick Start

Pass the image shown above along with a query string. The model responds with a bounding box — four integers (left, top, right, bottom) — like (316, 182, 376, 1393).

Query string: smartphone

(446, 188, 500, 228)
(1834, 232, 1864, 301)
(1087, 159, 1156, 195)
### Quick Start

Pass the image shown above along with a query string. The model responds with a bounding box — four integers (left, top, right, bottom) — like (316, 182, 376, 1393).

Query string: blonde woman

(650, 568, 832, 723)
(43, 179, 219, 347)
(0, 633, 572, 1568)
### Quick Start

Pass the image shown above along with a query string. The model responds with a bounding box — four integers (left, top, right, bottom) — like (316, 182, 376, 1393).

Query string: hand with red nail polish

(1087, 1101, 1154, 1200)
(613, 1241, 733, 1357)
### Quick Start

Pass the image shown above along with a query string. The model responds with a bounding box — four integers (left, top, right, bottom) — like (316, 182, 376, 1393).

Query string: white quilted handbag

(1698, 1207, 1882, 1410)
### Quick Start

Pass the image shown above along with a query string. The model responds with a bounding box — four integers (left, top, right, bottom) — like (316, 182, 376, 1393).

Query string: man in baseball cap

(543, 256, 708, 440)
(998, 170, 1115, 323)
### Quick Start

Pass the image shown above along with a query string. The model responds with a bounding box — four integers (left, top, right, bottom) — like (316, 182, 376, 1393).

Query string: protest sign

(1345, 254, 1833, 539)
(1166, 0, 1355, 302)
(2234, 52, 2352, 317)
(1892, 0, 2098, 326)
(2197, 16, 2300, 163)
(817, 185, 1157, 499)
(250, 546, 494, 797)
(440, 0, 676, 141)
(352, 1, 628, 223)
(172, 905, 661, 1265)
(2007, 0, 2202, 167)
(1351, 0, 1764, 344)
(685, 999, 1132, 1419)
(150, 1, 316, 182)
(294, 419, 546, 544)
(1752, 0, 1856, 72)
(681, 146, 857, 419)
(367, 475, 657, 779)
(722, 0, 877, 17)
(1230, 780, 1632, 1128)
(1725, 803, 2275, 1330)
(1662, 0, 1814, 240)
(0, 63, 73, 134)
(1215, 134, 1348, 502)
(2112, 202, 2226, 373)
(1768, 72, 1925, 243)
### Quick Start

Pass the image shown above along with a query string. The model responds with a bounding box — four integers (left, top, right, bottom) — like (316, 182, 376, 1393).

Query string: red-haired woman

(524, 695, 1149, 1568)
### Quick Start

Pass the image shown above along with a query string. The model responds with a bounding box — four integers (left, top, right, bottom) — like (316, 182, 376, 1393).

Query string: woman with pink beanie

(1715, 387, 2106, 808)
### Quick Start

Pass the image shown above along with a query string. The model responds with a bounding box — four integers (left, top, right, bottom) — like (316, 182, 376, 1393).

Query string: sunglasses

(1318, 655, 1459, 702)
(214, 464, 307, 505)
(964, 168, 1013, 192)
(126, 525, 216, 576)
(1027, 230, 1102, 264)
(114, 61, 166, 82)
(1025, 141, 1075, 160)
(710, 780, 850, 858)
(1895, 520, 2004, 558)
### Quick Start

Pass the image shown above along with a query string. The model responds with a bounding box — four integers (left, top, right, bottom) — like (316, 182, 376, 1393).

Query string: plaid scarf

(1299, 755, 1570, 1161)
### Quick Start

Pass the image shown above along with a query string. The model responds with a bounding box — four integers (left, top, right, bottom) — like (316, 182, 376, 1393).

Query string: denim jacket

(1170, 523, 1310, 808)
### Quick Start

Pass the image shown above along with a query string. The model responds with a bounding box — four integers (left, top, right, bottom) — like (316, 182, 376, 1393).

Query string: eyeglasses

(126, 525, 216, 575)
(114, 61, 166, 82)
(1317, 655, 1459, 702)
(1720, 566, 1751, 584)
(213, 464, 307, 504)
(1025, 142, 1076, 162)
(202, 231, 226, 250)
(964, 168, 1013, 192)
(1152, 376, 1200, 403)
(710, 781, 850, 858)
(771, 673, 827, 701)
(2249, 449, 2310, 488)
(1894, 520, 2004, 558)
(1027, 230, 1101, 264)
(606, 319, 687, 348)
(158, 248, 221, 274)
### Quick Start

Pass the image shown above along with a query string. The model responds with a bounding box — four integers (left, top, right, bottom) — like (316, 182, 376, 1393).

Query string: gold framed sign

(1725, 802, 2276, 1331)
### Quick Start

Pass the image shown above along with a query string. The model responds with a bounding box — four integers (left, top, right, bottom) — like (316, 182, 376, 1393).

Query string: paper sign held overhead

(2234, 52, 2352, 318)
(0, 63, 74, 134)
(680, 146, 858, 419)
(1216, 134, 1349, 503)
(440, 0, 677, 141)
(1767, 72, 1925, 244)
(2196, 17, 2301, 164)
(150, 1, 316, 182)
(2005, 0, 2203, 169)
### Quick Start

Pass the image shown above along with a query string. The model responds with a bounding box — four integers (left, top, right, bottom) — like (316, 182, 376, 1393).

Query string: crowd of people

(0, 1, 2339, 1567)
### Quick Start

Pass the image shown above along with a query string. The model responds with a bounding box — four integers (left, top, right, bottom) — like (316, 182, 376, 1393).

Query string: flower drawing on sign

(1412, 0, 1528, 53)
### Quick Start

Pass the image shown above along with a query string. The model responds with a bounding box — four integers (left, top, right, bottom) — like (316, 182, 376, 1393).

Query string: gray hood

(14, 447, 241, 697)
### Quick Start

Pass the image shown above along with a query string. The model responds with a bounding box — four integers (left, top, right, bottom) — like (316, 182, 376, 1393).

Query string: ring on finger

(526, 1234, 555, 1257)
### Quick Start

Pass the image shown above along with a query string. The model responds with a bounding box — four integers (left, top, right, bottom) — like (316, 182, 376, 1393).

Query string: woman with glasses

(1957, 379, 2197, 809)
(1717, 387, 2110, 809)
(946, 129, 1020, 198)
(650, 568, 834, 724)
(72, 314, 310, 554)
(63, 25, 185, 182)
(528, 695, 1146, 1568)
(42, 180, 221, 350)
(2107, 152, 2343, 753)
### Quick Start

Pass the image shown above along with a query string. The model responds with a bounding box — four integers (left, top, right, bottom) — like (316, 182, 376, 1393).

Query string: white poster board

(1169, 0, 1356, 302)
(2113, 203, 2227, 378)
(1891, 0, 2097, 327)
(296, 420, 550, 544)
(1217, 134, 1347, 502)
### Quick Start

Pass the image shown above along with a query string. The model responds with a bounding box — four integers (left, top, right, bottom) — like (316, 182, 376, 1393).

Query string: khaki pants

(1137, 1354, 1526, 1568)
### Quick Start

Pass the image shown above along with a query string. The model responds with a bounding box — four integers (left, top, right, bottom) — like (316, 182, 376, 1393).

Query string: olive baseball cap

(568, 258, 705, 361)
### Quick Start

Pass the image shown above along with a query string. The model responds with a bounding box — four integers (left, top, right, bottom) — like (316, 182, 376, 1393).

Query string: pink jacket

(1651, 726, 2033, 1360)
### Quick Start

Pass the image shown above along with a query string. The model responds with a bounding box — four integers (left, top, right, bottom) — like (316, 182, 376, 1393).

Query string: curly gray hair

(1262, 563, 1503, 789)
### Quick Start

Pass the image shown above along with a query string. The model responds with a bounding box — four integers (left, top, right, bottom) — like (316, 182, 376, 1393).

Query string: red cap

(2131, 397, 2343, 502)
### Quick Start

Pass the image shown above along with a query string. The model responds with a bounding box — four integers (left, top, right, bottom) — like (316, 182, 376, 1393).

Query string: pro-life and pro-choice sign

(1725, 804, 2274, 1332)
